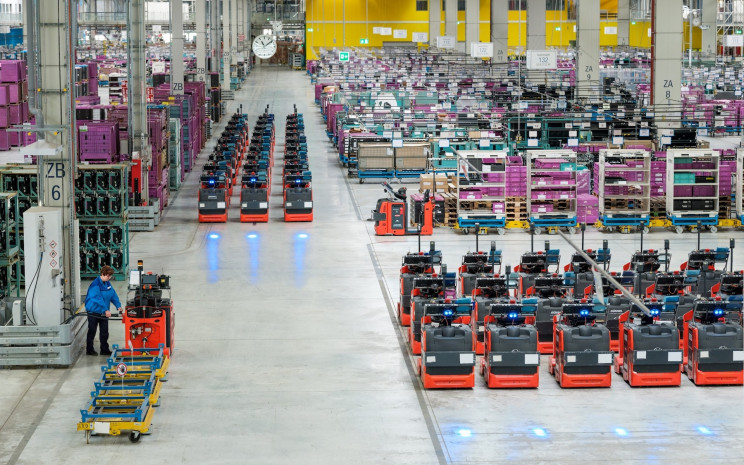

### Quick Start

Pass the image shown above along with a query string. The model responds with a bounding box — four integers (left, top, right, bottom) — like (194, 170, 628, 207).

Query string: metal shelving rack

(526, 150, 578, 234)
(455, 150, 508, 234)
(597, 149, 651, 232)
(666, 149, 720, 233)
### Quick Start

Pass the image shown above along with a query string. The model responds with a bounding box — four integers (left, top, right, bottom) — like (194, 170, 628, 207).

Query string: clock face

(252, 34, 277, 59)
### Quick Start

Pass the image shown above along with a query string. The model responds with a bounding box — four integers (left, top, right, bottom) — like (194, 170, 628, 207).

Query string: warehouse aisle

(7, 69, 441, 464)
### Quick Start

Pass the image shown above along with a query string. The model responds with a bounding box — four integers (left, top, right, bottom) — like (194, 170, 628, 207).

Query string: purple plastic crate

(0, 60, 24, 82)
(21, 131, 36, 146)
(0, 85, 7, 105)
(8, 130, 19, 146)
(8, 104, 21, 124)
(21, 101, 28, 122)
(8, 83, 21, 104)
(0, 106, 8, 128)
(692, 185, 716, 197)
(0, 129, 8, 150)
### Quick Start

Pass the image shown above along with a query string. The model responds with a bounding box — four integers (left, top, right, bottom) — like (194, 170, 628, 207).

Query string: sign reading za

(339, 52, 350, 62)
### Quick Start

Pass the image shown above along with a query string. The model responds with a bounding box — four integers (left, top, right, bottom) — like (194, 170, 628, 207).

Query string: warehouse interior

(1, 1, 744, 464)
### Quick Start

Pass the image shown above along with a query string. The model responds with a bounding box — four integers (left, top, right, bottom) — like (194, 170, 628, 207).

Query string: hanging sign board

(436, 36, 456, 49)
(470, 42, 494, 58)
(412, 32, 428, 43)
(526, 50, 557, 70)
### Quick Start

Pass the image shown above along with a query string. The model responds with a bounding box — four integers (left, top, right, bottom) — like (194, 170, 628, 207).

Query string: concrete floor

(2, 68, 744, 465)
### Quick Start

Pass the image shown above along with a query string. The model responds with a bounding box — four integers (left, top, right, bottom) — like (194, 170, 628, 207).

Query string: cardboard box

(419, 173, 448, 192)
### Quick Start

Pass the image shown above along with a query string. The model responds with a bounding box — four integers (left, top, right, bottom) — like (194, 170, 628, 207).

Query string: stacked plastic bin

(78, 121, 120, 163)
(75, 164, 129, 280)
(0, 60, 35, 149)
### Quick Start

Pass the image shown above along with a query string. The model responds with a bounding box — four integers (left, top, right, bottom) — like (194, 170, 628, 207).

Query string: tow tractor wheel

(416, 359, 422, 376)
(129, 431, 141, 443)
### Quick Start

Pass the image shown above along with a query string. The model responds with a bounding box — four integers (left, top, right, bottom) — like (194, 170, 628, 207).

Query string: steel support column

(490, 0, 508, 63)
(701, 0, 716, 59)
(196, 0, 207, 85)
(128, 0, 151, 201)
(527, 0, 545, 51)
(231, 0, 238, 64)
(429, 0, 441, 46)
(465, 0, 479, 51)
(618, 0, 630, 48)
(170, 0, 185, 95)
(210, 0, 220, 73)
(38, 0, 80, 308)
(576, 0, 600, 100)
(222, 0, 231, 89)
(445, 0, 457, 40)
(652, 0, 682, 129)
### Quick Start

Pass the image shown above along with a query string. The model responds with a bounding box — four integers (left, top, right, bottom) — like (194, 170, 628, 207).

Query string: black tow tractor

(458, 240, 502, 298)
(471, 275, 512, 355)
(614, 299, 683, 387)
(198, 174, 229, 223)
(372, 182, 433, 236)
(533, 274, 570, 354)
(515, 240, 560, 296)
(417, 301, 475, 389)
(481, 301, 540, 388)
(685, 298, 744, 385)
(549, 301, 614, 388)
(397, 242, 441, 326)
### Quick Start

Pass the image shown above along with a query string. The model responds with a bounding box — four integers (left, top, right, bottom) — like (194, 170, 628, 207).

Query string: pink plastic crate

(8, 83, 21, 104)
(0, 85, 7, 105)
(0, 129, 8, 150)
(0, 106, 8, 128)
(8, 104, 20, 124)
(0, 60, 24, 82)
(8, 130, 19, 146)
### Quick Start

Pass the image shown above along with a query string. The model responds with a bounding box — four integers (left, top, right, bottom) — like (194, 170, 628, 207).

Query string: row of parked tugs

(283, 109, 313, 222)
(397, 234, 743, 389)
(198, 109, 254, 222)
(239, 109, 275, 222)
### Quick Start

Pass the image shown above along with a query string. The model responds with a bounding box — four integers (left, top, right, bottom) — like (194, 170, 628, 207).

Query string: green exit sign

(360, 38, 369, 44)
(339, 51, 350, 62)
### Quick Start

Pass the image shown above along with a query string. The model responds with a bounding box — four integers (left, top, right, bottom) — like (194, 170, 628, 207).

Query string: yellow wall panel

(306, 2, 660, 60)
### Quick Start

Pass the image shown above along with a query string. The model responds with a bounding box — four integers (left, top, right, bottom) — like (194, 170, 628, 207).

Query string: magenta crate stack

(78, 121, 120, 163)
(0, 106, 8, 128)
(0, 129, 9, 150)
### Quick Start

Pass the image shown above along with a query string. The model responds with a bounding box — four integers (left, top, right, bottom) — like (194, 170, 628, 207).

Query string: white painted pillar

(490, 0, 508, 63)
(527, 0, 545, 50)
(429, 0, 441, 46)
(170, 0, 184, 95)
(465, 0, 479, 51)
(652, 0, 682, 128)
(576, 0, 600, 100)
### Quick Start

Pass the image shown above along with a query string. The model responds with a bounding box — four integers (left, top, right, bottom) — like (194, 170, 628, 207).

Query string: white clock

(252, 34, 277, 59)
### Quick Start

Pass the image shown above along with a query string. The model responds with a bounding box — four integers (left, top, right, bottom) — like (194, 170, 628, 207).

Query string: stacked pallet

(506, 196, 528, 223)
(441, 192, 458, 227)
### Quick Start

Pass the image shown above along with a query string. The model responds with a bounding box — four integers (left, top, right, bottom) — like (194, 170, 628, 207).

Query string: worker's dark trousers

(87, 314, 109, 353)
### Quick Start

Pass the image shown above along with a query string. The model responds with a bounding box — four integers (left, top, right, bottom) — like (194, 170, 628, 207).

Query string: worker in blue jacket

(85, 266, 123, 356)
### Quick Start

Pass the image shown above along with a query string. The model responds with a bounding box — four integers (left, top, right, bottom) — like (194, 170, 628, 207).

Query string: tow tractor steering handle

(381, 182, 407, 200)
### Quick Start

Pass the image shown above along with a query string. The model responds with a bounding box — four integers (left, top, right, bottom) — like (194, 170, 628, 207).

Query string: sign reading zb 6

(146, 87, 154, 103)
